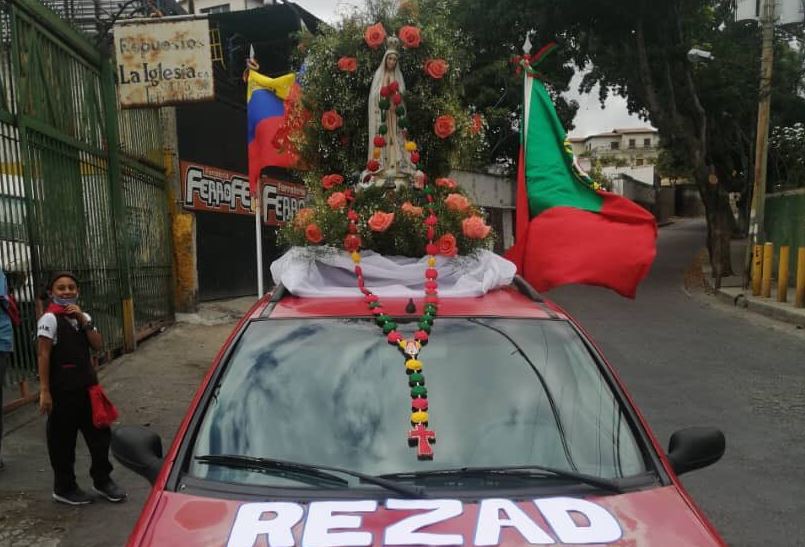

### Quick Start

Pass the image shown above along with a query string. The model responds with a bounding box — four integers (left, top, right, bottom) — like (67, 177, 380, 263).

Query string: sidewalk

(0, 296, 256, 547)
(700, 238, 805, 328)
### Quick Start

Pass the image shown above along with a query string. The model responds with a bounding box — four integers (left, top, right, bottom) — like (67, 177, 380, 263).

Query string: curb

(701, 265, 805, 329)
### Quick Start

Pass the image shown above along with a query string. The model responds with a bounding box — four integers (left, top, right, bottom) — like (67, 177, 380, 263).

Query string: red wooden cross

(408, 424, 436, 460)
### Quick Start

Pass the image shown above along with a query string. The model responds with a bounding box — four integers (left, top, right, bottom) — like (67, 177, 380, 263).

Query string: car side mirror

(111, 425, 164, 485)
(667, 427, 725, 476)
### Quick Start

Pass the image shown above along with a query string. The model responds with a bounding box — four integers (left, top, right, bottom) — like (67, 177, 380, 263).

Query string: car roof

(249, 279, 568, 321)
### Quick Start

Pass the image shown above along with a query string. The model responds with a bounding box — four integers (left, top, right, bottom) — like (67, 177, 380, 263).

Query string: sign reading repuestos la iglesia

(113, 18, 214, 107)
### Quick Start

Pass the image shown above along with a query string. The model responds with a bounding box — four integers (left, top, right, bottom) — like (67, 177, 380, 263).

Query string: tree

(453, 0, 578, 172)
(456, 0, 805, 278)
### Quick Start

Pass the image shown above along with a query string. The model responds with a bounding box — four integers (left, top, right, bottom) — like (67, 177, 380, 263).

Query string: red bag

(88, 385, 119, 428)
(1, 294, 20, 326)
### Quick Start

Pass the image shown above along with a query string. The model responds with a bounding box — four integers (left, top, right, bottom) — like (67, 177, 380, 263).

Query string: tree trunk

(698, 179, 734, 281)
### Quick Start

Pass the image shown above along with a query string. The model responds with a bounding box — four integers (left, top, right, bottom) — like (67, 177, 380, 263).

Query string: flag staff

(249, 44, 265, 297)
(255, 188, 264, 297)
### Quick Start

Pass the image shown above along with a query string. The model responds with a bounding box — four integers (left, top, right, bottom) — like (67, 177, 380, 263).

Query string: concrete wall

(452, 169, 516, 251)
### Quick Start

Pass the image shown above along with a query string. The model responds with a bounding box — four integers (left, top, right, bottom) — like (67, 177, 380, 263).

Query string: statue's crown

(386, 36, 401, 54)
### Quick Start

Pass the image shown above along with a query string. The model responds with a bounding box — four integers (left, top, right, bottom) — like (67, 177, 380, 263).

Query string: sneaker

(53, 487, 93, 505)
(93, 480, 127, 502)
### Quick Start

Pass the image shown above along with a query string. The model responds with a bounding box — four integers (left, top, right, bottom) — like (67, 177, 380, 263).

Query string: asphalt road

(546, 218, 805, 547)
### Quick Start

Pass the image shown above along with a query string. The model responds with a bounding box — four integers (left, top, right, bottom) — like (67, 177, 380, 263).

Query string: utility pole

(744, 0, 776, 289)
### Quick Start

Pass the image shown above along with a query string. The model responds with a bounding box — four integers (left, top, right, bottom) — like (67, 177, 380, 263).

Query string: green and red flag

(505, 44, 656, 298)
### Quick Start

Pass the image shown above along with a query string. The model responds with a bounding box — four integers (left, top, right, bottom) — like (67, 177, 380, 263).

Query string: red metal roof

(254, 285, 565, 320)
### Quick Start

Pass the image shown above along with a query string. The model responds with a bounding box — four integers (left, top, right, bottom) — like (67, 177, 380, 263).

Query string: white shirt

(37, 312, 92, 346)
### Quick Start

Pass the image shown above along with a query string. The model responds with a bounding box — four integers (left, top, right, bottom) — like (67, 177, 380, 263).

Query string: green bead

(409, 372, 425, 386)
(424, 186, 433, 195)
(395, 106, 406, 116)
(422, 313, 434, 323)
(424, 304, 437, 315)
(382, 321, 397, 333)
(379, 124, 388, 135)
(418, 321, 431, 332)
(379, 99, 390, 110)
(376, 314, 391, 326)
(398, 117, 408, 128)
(411, 385, 427, 398)
(368, 302, 380, 308)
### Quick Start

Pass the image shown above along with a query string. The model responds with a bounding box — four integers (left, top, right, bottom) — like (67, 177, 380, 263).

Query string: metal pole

(255, 190, 264, 297)
(744, 0, 775, 288)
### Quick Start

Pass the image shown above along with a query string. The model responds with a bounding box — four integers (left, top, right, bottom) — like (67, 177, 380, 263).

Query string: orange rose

(305, 223, 323, 244)
(434, 115, 456, 139)
(367, 211, 395, 232)
(294, 207, 314, 227)
(327, 192, 347, 210)
(398, 26, 422, 48)
(364, 23, 386, 49)
(322, 174, 344, 189)
(470, 113, 483, 135)
(424, 59, 448, 79)
(401, 201, 424, 217)
(337, 56, 357, 72)
(444, 193, 470, 213)
(462, 215, 492, 239)
(435, 177, 457, 190)
(321, 110, 343, 131)
(436, 234, 457, 257)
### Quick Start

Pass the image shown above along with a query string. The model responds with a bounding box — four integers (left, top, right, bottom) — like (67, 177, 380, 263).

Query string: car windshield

(188, 317, 649, 489)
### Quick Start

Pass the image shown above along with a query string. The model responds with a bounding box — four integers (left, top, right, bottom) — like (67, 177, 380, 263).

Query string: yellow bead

(373, 148, 382, 159)
(405, 141, 417, 152)
(352, 251, 361, 264)
(405, 359, 422, 372)
(427, 257, 436, 267)
(411, 411, 428, 424)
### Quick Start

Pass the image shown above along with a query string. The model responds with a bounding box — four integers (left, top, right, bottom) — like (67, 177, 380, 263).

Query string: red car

(112, 278, 726, 546)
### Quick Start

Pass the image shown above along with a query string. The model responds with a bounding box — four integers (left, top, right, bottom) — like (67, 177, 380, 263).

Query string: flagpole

(255, 189, 264, 297)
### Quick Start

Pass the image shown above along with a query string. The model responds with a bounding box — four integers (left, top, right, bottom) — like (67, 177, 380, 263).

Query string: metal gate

(0, 0, 173, 390)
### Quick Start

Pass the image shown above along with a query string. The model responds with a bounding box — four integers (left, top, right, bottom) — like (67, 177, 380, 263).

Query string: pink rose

(367, 211, 395, 232)
(294, 207, 314, 227)
(398, 26, 422, 48)
(435, 177, 457, 190)
(401, 202, 424, 217)
(337, 56, 357, 72)
(364, 23, 386, 49)
(444, 193, 470, 213)
(305, 224, 323, 244)
(327, 192, 347, 210)
(321, 110, 343, 131)
(322, 174, 344, 189)
(434, 115, 456, 139)
(436, 234, 457, 257)
(424, 59, 449, 79)
(462, 216, 492, 239)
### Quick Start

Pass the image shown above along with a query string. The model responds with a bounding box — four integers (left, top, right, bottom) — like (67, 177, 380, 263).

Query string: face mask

(52, 296, 77, 306)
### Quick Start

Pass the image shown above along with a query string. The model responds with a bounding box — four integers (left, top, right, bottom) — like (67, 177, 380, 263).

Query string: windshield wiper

(195, 454, 426, 498)
(380, 464, 624, 493)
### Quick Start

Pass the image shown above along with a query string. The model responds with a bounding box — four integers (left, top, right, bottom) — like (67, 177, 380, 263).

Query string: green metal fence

(0, 0, 173, 387)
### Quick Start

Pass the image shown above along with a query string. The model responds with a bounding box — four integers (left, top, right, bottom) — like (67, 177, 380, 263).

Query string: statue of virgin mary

(363, 36, 416, 189)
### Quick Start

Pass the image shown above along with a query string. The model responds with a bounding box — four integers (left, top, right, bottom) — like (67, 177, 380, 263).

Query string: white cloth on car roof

(270, 247, 516, 298)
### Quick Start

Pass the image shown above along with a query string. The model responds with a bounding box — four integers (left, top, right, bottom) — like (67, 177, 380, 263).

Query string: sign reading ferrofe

(180, 161, 307, 226)
(113, 18, 214, 107)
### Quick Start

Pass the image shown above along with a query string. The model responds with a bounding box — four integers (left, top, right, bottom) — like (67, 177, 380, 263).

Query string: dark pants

(46, 388, 113, 493)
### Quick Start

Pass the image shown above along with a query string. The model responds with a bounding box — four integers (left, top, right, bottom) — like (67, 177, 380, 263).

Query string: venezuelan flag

(247, 70, 297, 195)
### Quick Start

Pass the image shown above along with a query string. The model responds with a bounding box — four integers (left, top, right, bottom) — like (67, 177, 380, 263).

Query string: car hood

(136, 485, 721, 546)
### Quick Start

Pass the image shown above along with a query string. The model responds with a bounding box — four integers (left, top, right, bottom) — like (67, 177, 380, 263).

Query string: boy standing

(37, 271, 125, 505)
